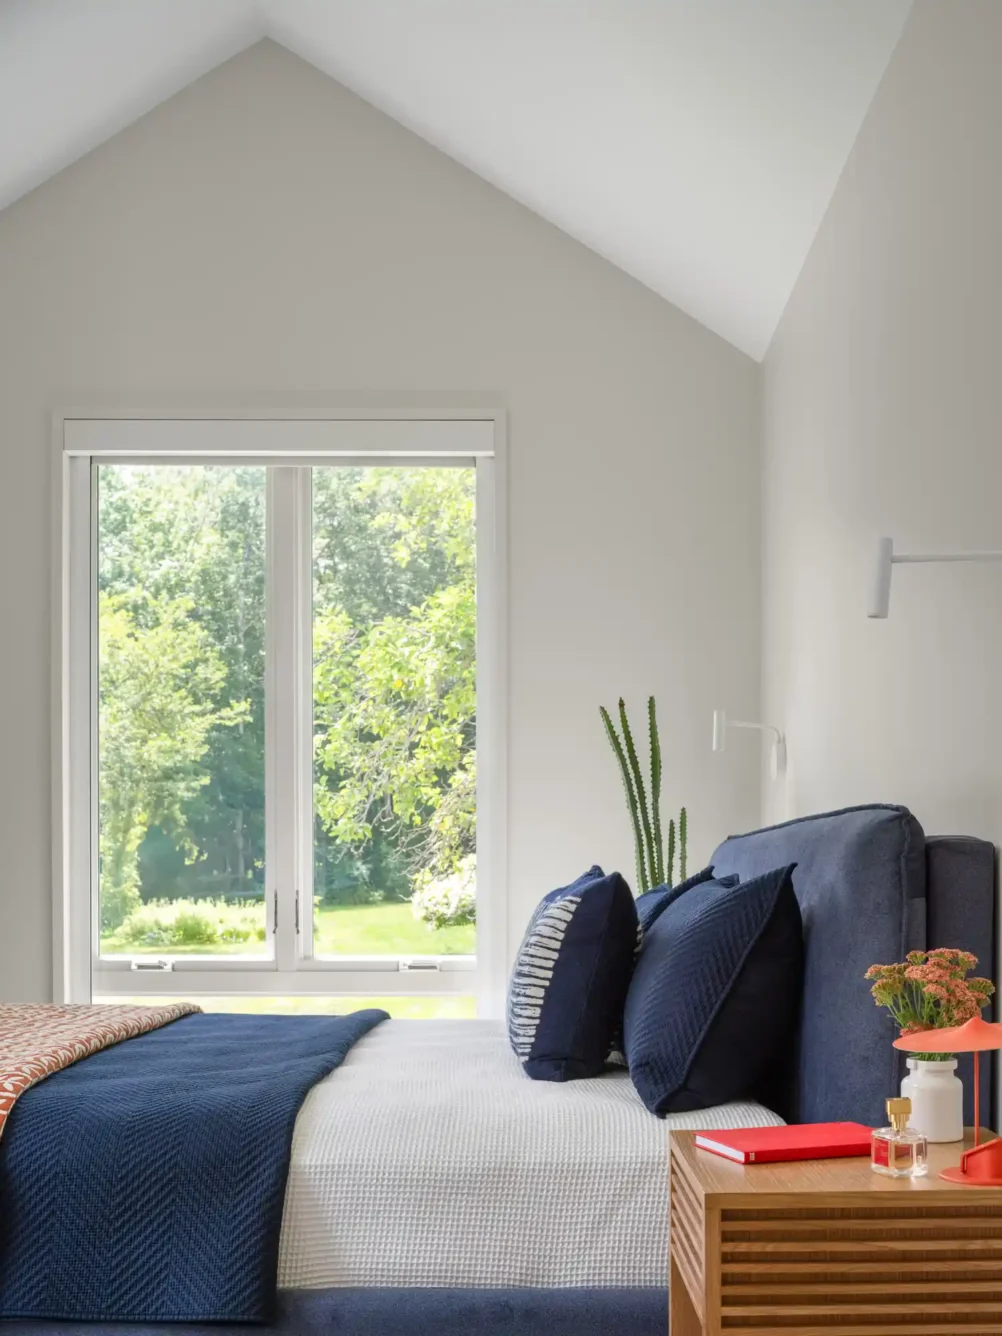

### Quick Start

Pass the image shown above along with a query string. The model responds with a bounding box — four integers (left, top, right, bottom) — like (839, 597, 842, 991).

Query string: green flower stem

(877, 982, 957, 1062)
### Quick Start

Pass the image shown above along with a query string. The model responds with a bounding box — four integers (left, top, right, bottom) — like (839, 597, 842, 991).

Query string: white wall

(762, 0, 1002, 855)
(0, 40, 760, 1002)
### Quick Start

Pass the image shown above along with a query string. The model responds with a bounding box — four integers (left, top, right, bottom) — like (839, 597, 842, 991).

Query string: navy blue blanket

(0, 1011, 387, 1324)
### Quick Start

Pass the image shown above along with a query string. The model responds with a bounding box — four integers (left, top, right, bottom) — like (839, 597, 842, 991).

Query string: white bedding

(278, 1020, 782, 1289)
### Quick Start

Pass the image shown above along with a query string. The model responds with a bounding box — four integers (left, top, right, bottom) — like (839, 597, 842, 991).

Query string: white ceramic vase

(901, 1058, 964, 1143)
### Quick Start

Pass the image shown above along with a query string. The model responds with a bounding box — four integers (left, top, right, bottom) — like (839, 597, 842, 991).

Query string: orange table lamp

(894, 1016, 1002, 1184)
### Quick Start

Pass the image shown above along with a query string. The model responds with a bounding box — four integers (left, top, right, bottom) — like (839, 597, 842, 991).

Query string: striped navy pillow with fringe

(506, 866, 638, 1082)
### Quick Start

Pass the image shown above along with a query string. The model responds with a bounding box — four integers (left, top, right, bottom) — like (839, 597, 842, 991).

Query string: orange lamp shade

(892, 1016, 1002, 1054)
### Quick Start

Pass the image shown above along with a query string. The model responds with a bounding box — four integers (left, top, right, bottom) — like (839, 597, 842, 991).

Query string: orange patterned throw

(0, 1002, 200, 1139)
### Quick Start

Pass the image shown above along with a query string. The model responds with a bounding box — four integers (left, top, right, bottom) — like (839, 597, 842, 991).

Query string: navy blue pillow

(635, 867, 738, 934)
(624, 864, 803, 1114)
(507, 866, 638, 1081)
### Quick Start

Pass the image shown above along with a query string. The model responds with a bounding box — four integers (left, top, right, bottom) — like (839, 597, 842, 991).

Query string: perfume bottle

(871, 1097, 928, 1177)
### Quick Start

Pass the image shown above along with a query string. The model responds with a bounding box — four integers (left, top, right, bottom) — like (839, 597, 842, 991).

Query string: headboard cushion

(711, 805, 926, 1125)
(926, 835, 997, 1124)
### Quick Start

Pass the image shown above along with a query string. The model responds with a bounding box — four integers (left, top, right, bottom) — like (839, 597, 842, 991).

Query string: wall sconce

(868, 536, 1002, 618)
(712, 709, 787, 780)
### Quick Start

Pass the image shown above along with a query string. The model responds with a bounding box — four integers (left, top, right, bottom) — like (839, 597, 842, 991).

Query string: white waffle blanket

(278, 1020, 782, 1289)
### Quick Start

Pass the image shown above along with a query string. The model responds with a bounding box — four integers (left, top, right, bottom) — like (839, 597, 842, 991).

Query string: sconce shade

(712, 709, 726, 752)
(868, 536, 894, 619)
(866, 537, 1002, 618)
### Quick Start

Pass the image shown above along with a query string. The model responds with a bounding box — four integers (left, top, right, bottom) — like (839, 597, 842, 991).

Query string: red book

(694, 1122, 873, 1165)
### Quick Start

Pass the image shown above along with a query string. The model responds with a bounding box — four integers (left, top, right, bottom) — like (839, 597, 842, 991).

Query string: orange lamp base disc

(939, 1166, 1002, 1186)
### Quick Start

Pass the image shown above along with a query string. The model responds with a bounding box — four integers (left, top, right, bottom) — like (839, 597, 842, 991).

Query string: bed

(279, 1019, 781, 1290)
(1, 804, 996, 1336)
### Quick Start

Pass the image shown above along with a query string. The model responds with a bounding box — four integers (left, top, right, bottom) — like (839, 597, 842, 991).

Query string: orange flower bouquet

(865, 949, 995, 1060)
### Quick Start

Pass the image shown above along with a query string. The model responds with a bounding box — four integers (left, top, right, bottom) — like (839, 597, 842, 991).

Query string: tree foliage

(98, 592, 247, 928)
(313, 468, 477, 888)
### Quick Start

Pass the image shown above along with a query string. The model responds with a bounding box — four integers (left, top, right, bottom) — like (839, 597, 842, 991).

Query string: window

(57, 416, 505, 1017)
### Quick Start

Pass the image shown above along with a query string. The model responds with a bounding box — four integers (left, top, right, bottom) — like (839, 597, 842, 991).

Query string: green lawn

(99, 899, 476, 1021)
(101, 899, 475, 958)
(313, 902, 474, 956)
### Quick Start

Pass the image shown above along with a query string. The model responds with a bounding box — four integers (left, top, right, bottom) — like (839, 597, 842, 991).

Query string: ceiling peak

(0, 0, 912, 357)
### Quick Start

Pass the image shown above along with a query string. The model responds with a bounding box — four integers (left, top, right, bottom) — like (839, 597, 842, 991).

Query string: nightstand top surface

(670, 1127, 1002, 1202)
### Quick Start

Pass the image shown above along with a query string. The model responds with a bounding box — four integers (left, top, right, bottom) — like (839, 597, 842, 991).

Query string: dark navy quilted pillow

(624, 864, 802, 1114)
(507, 866, 638, 1081)
(635, 867, 738, 934)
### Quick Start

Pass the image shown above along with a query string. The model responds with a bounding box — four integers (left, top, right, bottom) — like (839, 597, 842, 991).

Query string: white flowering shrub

(411, 855, 477, 930)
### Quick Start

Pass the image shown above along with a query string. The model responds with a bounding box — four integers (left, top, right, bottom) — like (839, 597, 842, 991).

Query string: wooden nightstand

(669, 1128, 1002, 1335)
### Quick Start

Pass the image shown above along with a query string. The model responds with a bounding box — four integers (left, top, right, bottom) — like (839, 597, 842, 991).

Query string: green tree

(99, 466, 266, 903)
(98, 592, 247, 929)
(313, 468, 476, 890)
(312, 467, 468, 624)
(314, 582, 476, 880)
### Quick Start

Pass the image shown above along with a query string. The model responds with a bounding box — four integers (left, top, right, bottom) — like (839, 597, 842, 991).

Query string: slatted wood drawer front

(670, 1145, 706, 1321)
(718, 1203, 1002, 1332)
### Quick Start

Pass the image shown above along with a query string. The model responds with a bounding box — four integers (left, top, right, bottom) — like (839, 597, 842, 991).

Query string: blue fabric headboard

(711, 805, 996, 1128)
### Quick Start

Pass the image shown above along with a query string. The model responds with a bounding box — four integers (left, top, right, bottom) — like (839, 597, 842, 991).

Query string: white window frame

(52, 408, 508, 1017)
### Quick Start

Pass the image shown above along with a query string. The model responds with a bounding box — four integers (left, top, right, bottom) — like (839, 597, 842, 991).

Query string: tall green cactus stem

(619, 699, 657, 895)
(600, 695, 690, 895)
(648, 697, 663, 886)
(599, 705, 647, 893)
(678, 806, 687, 882)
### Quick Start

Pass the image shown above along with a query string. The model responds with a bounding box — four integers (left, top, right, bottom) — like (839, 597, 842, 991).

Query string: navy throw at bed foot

(0, 1011, 387, 1324)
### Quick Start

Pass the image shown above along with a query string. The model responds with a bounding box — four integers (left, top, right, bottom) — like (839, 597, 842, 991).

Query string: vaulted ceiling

(0, 0, 911, 358)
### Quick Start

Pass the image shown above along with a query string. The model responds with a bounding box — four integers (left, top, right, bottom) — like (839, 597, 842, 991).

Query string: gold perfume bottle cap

(887, 1096, 911, 1131)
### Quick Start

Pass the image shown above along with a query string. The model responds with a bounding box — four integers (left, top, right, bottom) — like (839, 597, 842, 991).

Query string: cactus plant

(600, 696, 688, 895)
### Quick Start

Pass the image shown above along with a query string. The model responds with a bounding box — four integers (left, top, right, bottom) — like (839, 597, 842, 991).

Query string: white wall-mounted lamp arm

(729, 719, 784, 744)
(712, 709, 787, 779)
(868, 537, 1002, 618)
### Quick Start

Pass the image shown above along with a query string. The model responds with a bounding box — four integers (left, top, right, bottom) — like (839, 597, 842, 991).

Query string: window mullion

(267, 468, 300, 972)
(294, 467, 315, 962)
